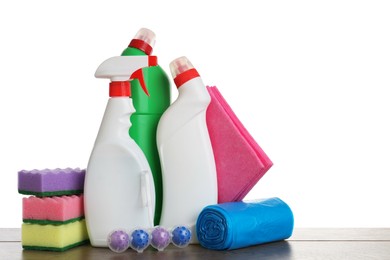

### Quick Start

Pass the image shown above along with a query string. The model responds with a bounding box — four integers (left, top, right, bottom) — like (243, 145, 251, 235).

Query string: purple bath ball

(130, 229, 150, 253)
(107, 230, 130, 253)
(171, 226, 192, 248)
(151, 226, 171, 251)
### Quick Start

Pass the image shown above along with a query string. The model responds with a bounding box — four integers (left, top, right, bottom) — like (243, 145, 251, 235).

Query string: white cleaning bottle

(85, 55, 157, 247)
(157, 56, 218, 241)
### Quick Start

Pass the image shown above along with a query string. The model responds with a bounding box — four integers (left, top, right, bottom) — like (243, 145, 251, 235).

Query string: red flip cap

(129, 39, 153, 55)
(173, 68, 200, 88)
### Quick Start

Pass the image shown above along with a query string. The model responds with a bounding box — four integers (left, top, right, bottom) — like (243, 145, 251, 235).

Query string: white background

(1, 0, 389, 228)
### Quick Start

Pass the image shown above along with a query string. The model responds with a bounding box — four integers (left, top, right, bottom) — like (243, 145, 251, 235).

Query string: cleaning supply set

(17, 27, 291, 253)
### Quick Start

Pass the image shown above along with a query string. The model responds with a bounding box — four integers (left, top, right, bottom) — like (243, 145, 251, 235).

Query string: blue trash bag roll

(196, 197, 294, 250)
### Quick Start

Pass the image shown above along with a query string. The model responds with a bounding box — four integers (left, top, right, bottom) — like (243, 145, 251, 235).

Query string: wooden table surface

(1, 228, 390, 259)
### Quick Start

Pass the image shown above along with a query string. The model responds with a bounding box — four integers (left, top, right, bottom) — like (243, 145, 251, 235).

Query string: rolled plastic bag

(196, 197, 294, 250)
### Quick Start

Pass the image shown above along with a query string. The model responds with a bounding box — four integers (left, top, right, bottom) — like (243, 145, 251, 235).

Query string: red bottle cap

(170, 56, 200, 88)
(128, 28, 156, 55)
(109, 81, 131, 97)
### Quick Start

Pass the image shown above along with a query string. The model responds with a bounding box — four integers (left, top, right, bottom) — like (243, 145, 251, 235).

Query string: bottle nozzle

(169, 56, 194, 79)
(169, 56, 199, 88)
(129, 28, 156, 55)
(95, 56, 157, 97)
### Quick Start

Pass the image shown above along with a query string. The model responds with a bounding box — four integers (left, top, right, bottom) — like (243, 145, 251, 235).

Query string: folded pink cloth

(206, 86, 273, 203)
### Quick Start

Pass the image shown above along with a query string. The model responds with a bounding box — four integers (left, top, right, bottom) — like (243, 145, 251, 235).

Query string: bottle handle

(140, 171, 153, 225)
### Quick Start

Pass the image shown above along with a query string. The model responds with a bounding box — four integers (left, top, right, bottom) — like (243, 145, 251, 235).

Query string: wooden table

(1, 228, 390, 259)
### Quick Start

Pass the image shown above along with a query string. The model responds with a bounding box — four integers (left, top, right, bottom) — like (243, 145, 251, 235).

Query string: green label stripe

(18, 189, 83, 197)
(22, 240, 90, 252)
(23, 217, 84, 226)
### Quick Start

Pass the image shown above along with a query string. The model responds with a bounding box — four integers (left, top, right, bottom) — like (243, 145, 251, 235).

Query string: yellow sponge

(22, 219, 89, 251)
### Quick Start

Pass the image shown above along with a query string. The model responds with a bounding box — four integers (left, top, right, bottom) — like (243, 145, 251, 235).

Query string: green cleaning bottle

(122, 28, 171, 225)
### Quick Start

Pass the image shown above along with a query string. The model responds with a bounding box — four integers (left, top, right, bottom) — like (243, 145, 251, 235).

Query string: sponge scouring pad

(18, 168, 85, 197)
(206, 86, 273, 203)
(22, 219, 89, 251)
(23, 195, 84, 225)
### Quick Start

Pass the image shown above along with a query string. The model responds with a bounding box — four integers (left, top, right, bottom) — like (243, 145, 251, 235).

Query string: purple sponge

(18, 168, 85, 197)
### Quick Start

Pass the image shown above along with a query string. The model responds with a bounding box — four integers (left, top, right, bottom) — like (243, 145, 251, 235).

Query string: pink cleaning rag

(206, 86, 273, 203)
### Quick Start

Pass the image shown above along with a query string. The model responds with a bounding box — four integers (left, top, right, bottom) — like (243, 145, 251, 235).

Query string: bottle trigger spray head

(95, 56, 157, 97)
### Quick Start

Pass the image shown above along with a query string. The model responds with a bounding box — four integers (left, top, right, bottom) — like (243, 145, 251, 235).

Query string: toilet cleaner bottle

(157, 56, 218, 242)
(122, 28, 171, 225)
(84, 55, 157, 247)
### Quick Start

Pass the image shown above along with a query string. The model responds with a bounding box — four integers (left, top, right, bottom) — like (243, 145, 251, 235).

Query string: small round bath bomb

(107, 230, 130, 253)
(151, 226, 171, 251)
(130, 229, 150, 253)
(171, 226, 191, 248)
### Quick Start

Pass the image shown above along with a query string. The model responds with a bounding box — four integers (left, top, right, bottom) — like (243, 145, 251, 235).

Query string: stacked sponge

(18, 168, 89, 251)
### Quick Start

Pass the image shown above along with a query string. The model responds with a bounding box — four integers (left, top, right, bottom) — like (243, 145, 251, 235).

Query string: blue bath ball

(107, 230, 130, 253)
(130, 229, 150, 253)
(171, 226, 191, 248)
